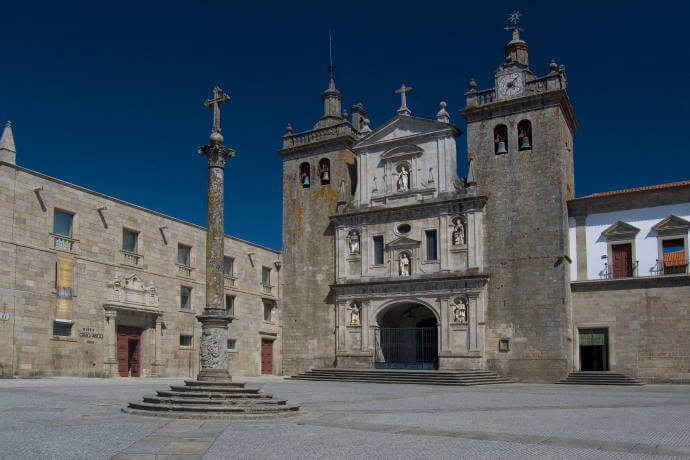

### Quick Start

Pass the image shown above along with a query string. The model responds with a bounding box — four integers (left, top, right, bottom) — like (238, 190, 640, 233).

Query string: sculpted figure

(399, 253, 410, 276)
(348, 231, 360, 254)
(397, 166, 409, 192)
(452, 220, 465, 245)
(453, 298, 468, 323)
(350, 304, 361, 326)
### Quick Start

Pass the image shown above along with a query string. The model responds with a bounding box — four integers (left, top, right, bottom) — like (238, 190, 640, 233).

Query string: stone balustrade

(121, 250, 142, 266)
(465, 73, 567, 107)
(282, 122, 357, 149)
(52, 234, 77, 252)
(176, 264, 193, 278)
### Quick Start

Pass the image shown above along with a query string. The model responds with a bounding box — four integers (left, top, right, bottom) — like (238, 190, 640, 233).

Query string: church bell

(496, 141, 507, 154)
(519, 136, 531, 150)
(321, 171, 329, 181)
(302, 176, 310, 186)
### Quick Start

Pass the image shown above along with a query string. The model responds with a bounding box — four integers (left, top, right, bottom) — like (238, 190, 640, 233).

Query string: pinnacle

(0, 121, 15, 153)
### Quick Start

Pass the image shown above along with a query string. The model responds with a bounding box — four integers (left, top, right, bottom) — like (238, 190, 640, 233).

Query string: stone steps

(143, 395, 288, 406)
(557, 372, 644, 386)
(155, 390, 272, 399)
(289, 368, 511, 386)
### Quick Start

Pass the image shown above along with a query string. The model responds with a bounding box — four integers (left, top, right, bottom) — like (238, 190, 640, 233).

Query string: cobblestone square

(0, 377, 688, 459)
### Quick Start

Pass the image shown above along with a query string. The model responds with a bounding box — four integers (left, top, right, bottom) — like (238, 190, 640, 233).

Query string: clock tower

(461, 19, 578, 382)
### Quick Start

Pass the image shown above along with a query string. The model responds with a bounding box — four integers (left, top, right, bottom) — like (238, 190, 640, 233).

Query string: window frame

(299, 162, 311, 188)
(180, 285, 192, 310)
(52, 320, 72, 337)
(263, 300, 273, 322)
(425, 229, 438, 262)
(179, 334, 193, 348)
(225, 294, 235, 316)
(52, 209, 75, 237)
(261, 266, 271, 287)
(517, 119, 533, 151)
(372, 235, 385, 266)
(227, 338, 237, 352)
(493, 124, 509, 155)
(223, 256, 235, 278)
(122, 228, 139, 254)
(177, 243, 192, 267)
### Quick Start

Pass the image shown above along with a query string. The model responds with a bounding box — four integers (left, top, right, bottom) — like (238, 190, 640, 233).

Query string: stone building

(280, 27, 689, 382)
(0, 122, 282, 378)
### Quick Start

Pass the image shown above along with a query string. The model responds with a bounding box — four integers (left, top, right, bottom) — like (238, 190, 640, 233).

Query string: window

(518, 120, 532, 150)
(494, 125, 508, 154)
(373, 236, 384, 265)
(225, 294, 235, 316)
(662, 239, 687, 275)
(397, 224, 411, 234)
(52, 321, 72, 337)
(177, 244, 191, 266)
(319, 158, 330, 185)
(262, 266, 271, 286)
(425, 230, 438, 261)
(180, 286, 192, 309)
(122, 228, 138, 253)
(53, 210, 74, 237)
(263, 301, 273, 322)
(611, 243, 633, 278)
(227, 338, 237, 351)
(179, 335, 192, 347)
(223, 257, 234, 277)
(299, 162, 311, 188)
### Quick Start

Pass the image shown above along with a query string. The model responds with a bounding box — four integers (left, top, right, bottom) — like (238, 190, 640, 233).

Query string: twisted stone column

(197, 135, 235, 382)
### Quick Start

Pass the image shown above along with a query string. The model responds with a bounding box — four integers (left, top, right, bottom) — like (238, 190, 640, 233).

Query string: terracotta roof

(571, 180, 690, 201)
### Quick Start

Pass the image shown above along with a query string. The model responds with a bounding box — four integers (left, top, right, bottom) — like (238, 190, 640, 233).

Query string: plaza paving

(0, 377, 689, 459)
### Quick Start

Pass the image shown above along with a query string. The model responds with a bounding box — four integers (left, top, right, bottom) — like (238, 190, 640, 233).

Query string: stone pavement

(0, 377, 689, 459)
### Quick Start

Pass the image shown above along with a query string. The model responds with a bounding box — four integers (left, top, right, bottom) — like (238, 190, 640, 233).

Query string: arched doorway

(374, 302, 438, 370)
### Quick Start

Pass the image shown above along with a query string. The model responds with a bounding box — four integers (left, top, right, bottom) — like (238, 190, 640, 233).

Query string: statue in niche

(397, 165, 410, 192)
(350, 303, 361, 326)
(428, 167, 434, 184)
(453, 297, 468, 323)
(452, 219, 465, 246)
(372, 176, 378, 193)
(348, 230, 360, 255)
(399, 252, 411, 276)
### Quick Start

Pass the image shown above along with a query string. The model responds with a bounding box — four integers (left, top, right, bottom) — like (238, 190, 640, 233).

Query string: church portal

(374, 303, 438, 370)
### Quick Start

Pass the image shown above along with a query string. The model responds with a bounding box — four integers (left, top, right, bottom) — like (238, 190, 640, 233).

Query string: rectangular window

(122, 228, 139, 253)
(179, 335, 192, 347)
(263, 301, 272, 322)
(373, 236, 384, 265)
(425, 230, 438, 261)
(223, 257, 234, 277)
(53, 210, 74, 237)
(52, 321, 72, 337)
(225, 294, 235, 316)
(180, 286, 192, 309)
(663, 238, 687, 274)
(262, 266, 271, 286)
(227, 339, 237, 351)
(177, 244, 191, 266)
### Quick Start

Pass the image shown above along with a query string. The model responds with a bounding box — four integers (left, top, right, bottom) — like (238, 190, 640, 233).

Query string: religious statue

(348, 231, 360, 255)
(452, 220, 465, 245)
(453, 298, 468, 323)
(397, 166, 410, 192)
(399, 252, 410, 276)
(350, 303, 361, 326)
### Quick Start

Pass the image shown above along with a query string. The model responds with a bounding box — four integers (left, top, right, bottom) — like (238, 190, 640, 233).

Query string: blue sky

(2, 1, 689, 250)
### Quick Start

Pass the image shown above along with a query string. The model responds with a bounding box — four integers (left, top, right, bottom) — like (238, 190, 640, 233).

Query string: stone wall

(572, 275, 690, 383)
(0, 162, 281, 378)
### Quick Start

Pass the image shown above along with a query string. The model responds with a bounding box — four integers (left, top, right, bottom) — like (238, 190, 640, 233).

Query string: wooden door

(116, 326, 142, 377)
(117, 332, 129, 377)
(261, 339, 273, 375)
(611, 243, 632, 278)
(129, 339, 141, 377)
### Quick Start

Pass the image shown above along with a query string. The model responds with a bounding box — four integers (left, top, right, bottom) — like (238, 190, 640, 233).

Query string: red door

(261, 339, 273, 375)
(611, 243, 632, 278)
(117, 326, 142, 377)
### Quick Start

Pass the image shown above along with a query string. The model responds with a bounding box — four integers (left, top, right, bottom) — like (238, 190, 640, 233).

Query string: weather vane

(505, 10, 524, 33)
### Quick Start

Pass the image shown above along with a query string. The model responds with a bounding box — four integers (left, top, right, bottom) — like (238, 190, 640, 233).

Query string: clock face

(497, 72, 524, 98)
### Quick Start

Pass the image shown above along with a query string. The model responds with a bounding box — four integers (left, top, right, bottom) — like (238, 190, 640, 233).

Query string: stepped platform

(123, 379, 300, 419)
(288, 368, 511, 386)
(557, 371, 644, 386)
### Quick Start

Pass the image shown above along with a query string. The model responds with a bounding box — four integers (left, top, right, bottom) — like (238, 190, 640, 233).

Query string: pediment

(601, 221, 640, 240)
(652, 215, 690, 235)
(355, 115, 457, 149)
(380, 144, 424, 160)
(385, 236, 421, 248)
(124, 273, 145, 291)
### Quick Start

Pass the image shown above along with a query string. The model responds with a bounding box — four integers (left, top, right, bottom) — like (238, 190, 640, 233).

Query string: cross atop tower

(204, 86, 230, 134)
(395, 84, 413, 116)
(504, 10, 524, 42)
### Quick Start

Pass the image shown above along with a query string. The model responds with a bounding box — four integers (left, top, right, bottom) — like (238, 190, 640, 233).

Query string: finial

(436, 101, 450, 123)
(203, 86, 231, 144)
(395, 84, 413, 116)
(550, 59, 558, 72)
(360, 118, 372, 134)
(285, 123, 292, 134)
(469, 78, 477, 91)
(504, 10, 524, 41)
(5, 121, 11, 128)
(342, 109, 348, 119)
(0, 120, 16, 154)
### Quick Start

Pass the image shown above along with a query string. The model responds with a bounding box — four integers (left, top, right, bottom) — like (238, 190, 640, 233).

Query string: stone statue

(348, 231, 360, 254)
(452, 220, 465, 245)
(350, 304, 361, 326)
(399, 252, 410, 276)
(397, 166, 409, 192)
(453, 298, 468, 323)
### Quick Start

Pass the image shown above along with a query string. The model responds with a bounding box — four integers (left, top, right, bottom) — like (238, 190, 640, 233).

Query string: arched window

(299, 162, 310, 188)
(319, 158, 330, 185)
(518, 120, 532, 151)
(494, 125, 508, 155)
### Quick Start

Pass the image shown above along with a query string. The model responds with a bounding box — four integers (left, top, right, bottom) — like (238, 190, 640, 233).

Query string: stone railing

(52, 234, 77, 252)
(261, 283, 273, 295)
(282, 123, 357, 149)
(465, 73, 567, 107)
(121, 250, 142, 266)
(177, 264, 193, 278)
(224, 275, 237, 288)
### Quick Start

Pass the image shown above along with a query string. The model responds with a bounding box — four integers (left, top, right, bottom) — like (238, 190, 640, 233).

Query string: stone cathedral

(1, 25, 688, 383)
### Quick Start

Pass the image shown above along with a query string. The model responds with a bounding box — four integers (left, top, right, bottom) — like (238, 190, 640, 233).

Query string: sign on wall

(79, 327, 103, 339)
(55, 257, 74, 320)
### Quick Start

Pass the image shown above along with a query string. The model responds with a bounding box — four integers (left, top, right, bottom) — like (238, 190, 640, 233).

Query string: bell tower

(278, 66, 362, 375)
(461, 14, 578, 382)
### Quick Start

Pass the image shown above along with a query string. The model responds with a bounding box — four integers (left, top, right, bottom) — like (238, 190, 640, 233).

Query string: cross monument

(395, 84, 413, 116)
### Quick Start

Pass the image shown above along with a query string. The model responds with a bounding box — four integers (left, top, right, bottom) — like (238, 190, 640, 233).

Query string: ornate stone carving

(347, 230, 360, 255)
(107, 274, 158, 307)
(399, 252, 411, 276)
(452, 296, 468, 323)
(349, 302, 361, 326)
(452, 217, 466, 246)
(397, 165, 410, 192)
(200, 328, 226, 369)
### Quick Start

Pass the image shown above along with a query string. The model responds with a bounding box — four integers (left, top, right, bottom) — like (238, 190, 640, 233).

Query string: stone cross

(204, 86, 230, 134)
(395, 84, 413, 116)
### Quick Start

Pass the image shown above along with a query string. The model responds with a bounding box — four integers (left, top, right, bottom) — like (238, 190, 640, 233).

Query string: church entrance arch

(374, 302, 438, 370)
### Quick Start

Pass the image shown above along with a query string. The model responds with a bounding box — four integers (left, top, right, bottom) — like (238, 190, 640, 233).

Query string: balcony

(224, 275, 237, 288)
(176, 264, 193, 278)
(261, 284, 274, 296)
(51, 234, 77, 252)
(121, 250, 142, 267)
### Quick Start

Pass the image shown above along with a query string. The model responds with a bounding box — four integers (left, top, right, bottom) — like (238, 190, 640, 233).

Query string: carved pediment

(380, 144, 424, 161)
(601, 221, 640, 240)
(124, 274, 146, 291)
(651, 215, 690, 235)
(385, 236, 421, 249)
(355, 115, 457, 149)
(108, 273, 158, 307)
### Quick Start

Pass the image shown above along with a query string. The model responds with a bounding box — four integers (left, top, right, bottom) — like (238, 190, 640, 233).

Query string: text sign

(79, 327, 103, 339)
